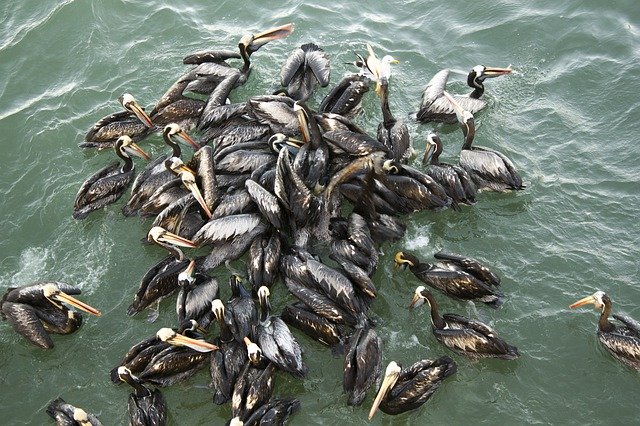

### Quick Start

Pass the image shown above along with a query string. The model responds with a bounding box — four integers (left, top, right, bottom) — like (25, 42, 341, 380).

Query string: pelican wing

(246, 180, 283, 230)
(1, 302, 53, 348)
(280, 46, 305, 87)
(74, 162, 121, 208)
(258, 317, 307, 378)
(600, 331, 640, 363)
(182, 49, 241, 65)
(193, 214, 262, 246)
(306, 259, 360, 316)
(323, 130, 388, 156)
(461, 147, 523, 190)
(612, 314, 640, 336)
(434, 252, 500, 286)
(183, 277, 219, 322)
(303, 43, 331, 86)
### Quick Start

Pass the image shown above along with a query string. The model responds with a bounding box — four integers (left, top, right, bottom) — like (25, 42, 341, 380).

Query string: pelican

(117, 367, 167, 426)
(147, 226, 198, 258)
(241, 397, 300, 425)
(210, 299, 248, 405)
(377, 82, 411, 162)
(280, 42, 331, 101)
(395, 251, 503, 307)
(343, 325, 382, 406)
(73, 136, 150, 220)
(122, 123, 198, 216)
(184, 23, 294, 88)
(247, 232, 282, 293)
(319, 74, 369, 117)
(46, 398, 102, 426)
(224, 275, 258, 344)
(231, 362, 277, 422)
(166, 157, 213, 219)
(281, 302, 344, 352)
(111, 327, 218, 387)
(410, 287, 519, 359)
(368, 357, 457, 420)
(255, 286, 308, 378)
(570, 290, 640, 370)
(176, 259, 219, 328)
(413, 65, 512, 123)
(423, 132, 477, 205)
(1, 282, 101, 349)
(444, 91, 524, 191)
(81, 93, 154, 149)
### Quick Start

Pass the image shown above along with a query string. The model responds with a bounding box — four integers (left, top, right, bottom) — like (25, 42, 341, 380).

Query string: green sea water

(1, 0, 639, 424)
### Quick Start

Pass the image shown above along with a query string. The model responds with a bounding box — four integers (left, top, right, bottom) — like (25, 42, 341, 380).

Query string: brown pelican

(1, 282, 101, 349)
(239, 397, 300, 425)
(165, 157, 213, 219)
(110, 327, 218, 387)
(122, 123, 198, 216)
(147, 226, 198, 258)
(570, 291, 640, 370)
(184, 23, 294, 88)
(377, 82, 411, 162)
(413, 65, 512, 123)
(73, 136, 150, 220)
(247, 232, 282, 293)
(395, 251, 503, 307)
(210, 299, 249, 405)
(280, 43, 330, 101)
(81, 93, 154, 149)
(281, 302, 345, 352)
(224, 275, 258, 344)
(343, 325, 382, 406)
(176, 259, 218, 328)
(255, 286, 308, 378)
(444, 91, 524, 191)
(423, 132, 477, 205)
(46, 398, 102, 426)
(368, 357, 457, 420)
(231, 362, 277, 422)
(410, 287, 519, 359)
(117, 367, 167, 426)
(319, 74, 370, 117)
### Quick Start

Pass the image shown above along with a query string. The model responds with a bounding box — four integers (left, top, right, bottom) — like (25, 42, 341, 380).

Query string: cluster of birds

(2, 22, 639, 426)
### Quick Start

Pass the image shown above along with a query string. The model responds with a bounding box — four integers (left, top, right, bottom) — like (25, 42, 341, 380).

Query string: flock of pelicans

(2, 23, 639, 425)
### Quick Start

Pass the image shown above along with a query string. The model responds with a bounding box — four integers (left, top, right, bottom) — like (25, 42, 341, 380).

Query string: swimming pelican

(176, 259, 219, 328)
(570, 290, 640, 370)
(73, 136, 150, 219)
(1, 282, 101, 349)
(444, 91, 524, 191)
(395, 251, 503, 307)
(46, 397, 102, 426)
(280, 43, 331, 101)
(423, 132, 477, 205)
(410, 287, 519, 359)
(81, 93, 154, 149)
(343, 325, 382, 406)
(413, 65, 512, 123)
(368, 357, 457, 420)
(117, 366, 167, 426)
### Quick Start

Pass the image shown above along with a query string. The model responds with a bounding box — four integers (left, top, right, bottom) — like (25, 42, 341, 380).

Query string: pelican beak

(123, 142, 151, 161)
(390, 59, 400, 64)
(483, 66, 513, 77)
(177, 129, 201, 150)
(368, 367, 400, 420)
(393, 252, 408, 270)
(443, 91, 465, 116)
(422, 140, 435, 164)
(295, 103, 311, 143)
(127, 100, 154, 128)
(409, 292, 425, 309)
(181, 173, 213, 219)
(157, 230, 198, 248)
(252, 23, 295, 47)
(184, 259, 196, 277)
(54, 292, 102, 316)
(570, 295, 596, 309)
(170, 334, 218, 353)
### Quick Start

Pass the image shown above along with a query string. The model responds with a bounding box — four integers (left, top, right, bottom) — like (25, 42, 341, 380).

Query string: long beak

(181, 174, 213, 219)
(158, 230, 198, 248)
(368, 371, 399, 420)
(253, 23, 294, 46)
(422, 141, 435, 164)
(570, 295, 596, 309)
(177, 129, 201, 150)
(295, 103, 311, 143)
(483, 66, 513, 77)
(127, 101, 154, 128)
(184, 259, 196, 277)
(170, 334, 218, 353)
(443, 91, 465, 116)
(54, 292, 102, 316)
(123, 142, 151, 160)
(409, 293, 424, 309)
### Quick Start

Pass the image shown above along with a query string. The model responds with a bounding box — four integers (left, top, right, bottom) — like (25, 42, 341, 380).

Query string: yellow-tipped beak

(368, 370, 399, 421)
(128, 101, 154, 128)
(158, 230, 198, 248)
(181, 174, 213, 219)
(483, 66, 513, 77)
(170, 334, 218, 352)
(123, 142, 151, 161)
(570, 295, 596, 309)
(253, 23, 295, 44)
(55, 292, 102, 316)
(178, 130, 201, 150)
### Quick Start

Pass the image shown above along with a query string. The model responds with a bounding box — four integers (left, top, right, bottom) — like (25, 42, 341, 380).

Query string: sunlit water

(1, 0, 639, 424)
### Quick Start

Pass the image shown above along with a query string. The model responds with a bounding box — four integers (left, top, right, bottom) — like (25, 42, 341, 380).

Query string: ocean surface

(1, 0, 639, 424)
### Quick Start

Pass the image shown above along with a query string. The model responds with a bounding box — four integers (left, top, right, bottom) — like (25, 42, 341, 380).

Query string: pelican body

(1, 282, 101, 349)
(368, 357, 457, 420)
(280, 43, 330, 101)
(571, 291, 640, 370)
(73, 136, 150, 219)
(413, 65, 512, 124)
(410, 287, 519, 359)
(117, 367, 167, 426)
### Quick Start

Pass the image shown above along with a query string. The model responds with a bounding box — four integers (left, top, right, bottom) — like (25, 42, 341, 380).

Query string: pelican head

(178, 260, 197, 287)
(118, 93, 154, 128)
(163, 123, 200, 150)
(409, 285, 427, 309)
(211, 299, 225, 322)
(147, 226, 197, 248)
(469, 65, 512, 86)
(116, 136, 151, 160)
(570, 290, 609, 312)
(42, 283, 102, 316)
(394, 251, 418, 270)
(73, 408, 89, 424)
(368, 361, 402, 420)
(422, 132, 441, 164)
(239, 23, 294, 62)
(382, 159, 400, 174)
(246, 340, 263, 364)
